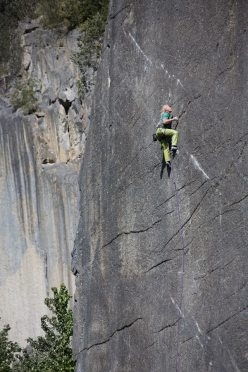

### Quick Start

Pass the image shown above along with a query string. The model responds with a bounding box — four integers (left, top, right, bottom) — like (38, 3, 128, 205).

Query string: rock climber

(156, 104, 179, 168)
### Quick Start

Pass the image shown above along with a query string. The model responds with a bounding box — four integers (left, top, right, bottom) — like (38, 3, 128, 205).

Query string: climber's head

(161, 104, 172, 113)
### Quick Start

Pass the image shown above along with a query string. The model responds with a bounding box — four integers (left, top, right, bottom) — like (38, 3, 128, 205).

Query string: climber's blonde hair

(161, 104, 172, 113)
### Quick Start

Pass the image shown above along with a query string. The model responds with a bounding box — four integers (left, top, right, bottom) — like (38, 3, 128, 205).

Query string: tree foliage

(0, 284, 75, 372)
(0, 0, 36, 75)
(72, 0, 109, 97)
(0, 0, 109, 76)
(14, 284, 75, 372)
(0, 323, 21, 372)
(10, 78, 39, 115)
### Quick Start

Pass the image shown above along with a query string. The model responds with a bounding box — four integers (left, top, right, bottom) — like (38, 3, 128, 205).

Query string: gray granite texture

(72, 0, 248, 371)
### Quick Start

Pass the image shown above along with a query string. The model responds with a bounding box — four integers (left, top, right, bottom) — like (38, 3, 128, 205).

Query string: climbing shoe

(171, 146, 178, 157)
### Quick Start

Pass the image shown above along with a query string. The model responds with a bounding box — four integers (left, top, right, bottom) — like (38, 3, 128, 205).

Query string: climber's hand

(173, 116, 178, 122)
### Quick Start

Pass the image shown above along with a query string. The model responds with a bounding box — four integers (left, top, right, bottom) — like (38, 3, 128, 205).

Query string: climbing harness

(153, 133, 158, 142)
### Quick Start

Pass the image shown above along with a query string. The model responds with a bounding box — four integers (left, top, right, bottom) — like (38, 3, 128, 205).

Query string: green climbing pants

(156, 128, 179, 162)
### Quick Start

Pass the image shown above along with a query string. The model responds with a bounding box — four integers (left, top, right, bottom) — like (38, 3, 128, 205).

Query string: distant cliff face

(73, 0, 248, 371)
(0, 20, 88, 344)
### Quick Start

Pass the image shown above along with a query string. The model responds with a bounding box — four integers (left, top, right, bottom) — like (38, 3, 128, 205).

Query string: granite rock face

(0, 22, 88, 344)
(73, 0, 248, 371)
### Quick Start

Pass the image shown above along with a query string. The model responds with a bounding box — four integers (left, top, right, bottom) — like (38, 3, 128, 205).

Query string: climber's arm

(162, 116, 178, 125)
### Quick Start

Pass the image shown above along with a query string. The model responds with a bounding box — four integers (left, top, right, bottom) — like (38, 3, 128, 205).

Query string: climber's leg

(163, 128, 178, 148)
(161, 140, 170, 163)
(156, 127, 177, 165)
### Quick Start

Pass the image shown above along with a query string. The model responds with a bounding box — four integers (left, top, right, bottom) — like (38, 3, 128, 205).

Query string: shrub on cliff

(0, 322, 21, 372)
(13, 284, 75, 372)
(36, 0, 108, 29)
(72, 0, 109, 97)
(0, 0, 37, 76)
(10, 78, 39, 115)
(0, 0, 109, 77)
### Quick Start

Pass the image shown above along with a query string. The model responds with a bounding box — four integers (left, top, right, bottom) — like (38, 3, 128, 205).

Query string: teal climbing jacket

(157, 111, 172, 129)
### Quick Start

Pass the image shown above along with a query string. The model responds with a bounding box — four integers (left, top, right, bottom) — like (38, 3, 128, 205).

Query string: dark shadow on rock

(160, 155, 172, 179)
(160, 155, 166, 179)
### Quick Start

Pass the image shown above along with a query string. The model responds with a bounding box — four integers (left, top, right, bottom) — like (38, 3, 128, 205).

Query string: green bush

(0, 323, 21, 372)
(13, 284, 75, 372)
(10, 79, 39, 115)
(0, 0, 109, 78)
(35, 0, 108, 29)
(0, 0, 37, 76)
(72, 0, 109, 98)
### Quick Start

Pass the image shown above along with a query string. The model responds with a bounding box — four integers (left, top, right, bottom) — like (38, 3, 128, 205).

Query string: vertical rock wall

(73, 0, 248, 371)
(0, 22, 87, 344)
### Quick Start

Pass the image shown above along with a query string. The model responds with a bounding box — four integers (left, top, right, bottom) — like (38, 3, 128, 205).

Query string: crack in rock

(153, 317, 181, 334)
(102, 219, 162, 249)
(153, 194, 176, 210)
(226, 193, 248, 209)
(81, 318, 143, 352)
(145, 257, 175, 273)
(207, 305, 248, 334)
(110, 4, 131, 20)
(217, 62, 235, 78)
(175, 178, 198, 192)
(194, 255, 238, 280)
(160, 186, 211, 252)
(188, 180, 208, 197)
(23, 26, 39, 34)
